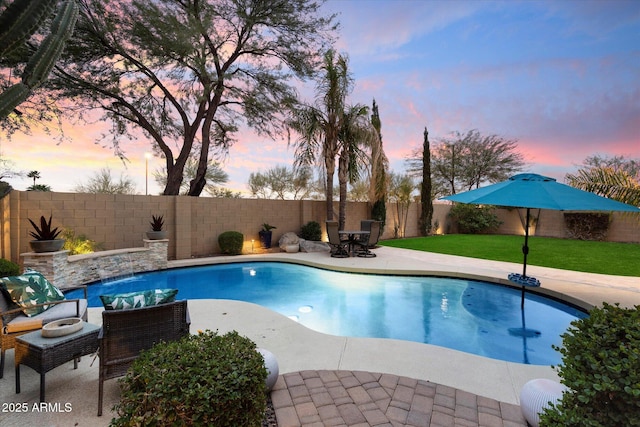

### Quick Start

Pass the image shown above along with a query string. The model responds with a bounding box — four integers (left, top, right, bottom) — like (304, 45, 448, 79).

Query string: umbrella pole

(521, 208, 531, 309)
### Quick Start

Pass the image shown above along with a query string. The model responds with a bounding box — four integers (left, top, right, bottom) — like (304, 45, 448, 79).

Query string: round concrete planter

(146, 231, 167, 240)
(258, 348, 279, 391)
(42, 317, 83, 338)
(29, 239, 65, 253)
(520, 378, 567, 427)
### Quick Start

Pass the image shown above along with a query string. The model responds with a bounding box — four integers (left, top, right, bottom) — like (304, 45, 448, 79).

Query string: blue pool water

(67, 262, 587, 365)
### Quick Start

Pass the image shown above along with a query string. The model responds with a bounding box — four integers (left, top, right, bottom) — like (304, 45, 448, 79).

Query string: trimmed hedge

(112, 330, 268, 427)
(218, 231, 243, 255)
(540, 303, 640, 426)
(0, 259, 20, 277)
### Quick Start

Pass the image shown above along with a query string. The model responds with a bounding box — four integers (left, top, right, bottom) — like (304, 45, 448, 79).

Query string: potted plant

(28, 215, 65, 253)
(146, 215, 167, 240)
(258, 223, 276, 249)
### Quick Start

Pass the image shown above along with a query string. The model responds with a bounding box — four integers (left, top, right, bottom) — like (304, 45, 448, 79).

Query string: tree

(566, 155, 640, 207)
(347, 179, 369, 202)
(407, 129, 525, 196)
(0, 0, 78, 119)
(336, 103, 373, 229)
(368, 99, 388, 204)
(368, 99, 388, 229)
(247, 165, 311, 200)
(575, 154, 640, 179)
(418, 127, 433, 236)
(289, 49, 351, 223)
(27, 183, 51, 191)
(388, 172, 415, 238)
(26, 170, 50, 191)
(0, 158, 22, 181)
(154, 156, 229, 196)
(73, 167, 137, 194)
(27, 170, 41, 186)
(206, 187, 241, 198)
(47, 0, 336, 196)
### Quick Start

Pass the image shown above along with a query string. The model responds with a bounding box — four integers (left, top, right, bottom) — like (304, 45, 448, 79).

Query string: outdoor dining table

(339, 230, 370, 256)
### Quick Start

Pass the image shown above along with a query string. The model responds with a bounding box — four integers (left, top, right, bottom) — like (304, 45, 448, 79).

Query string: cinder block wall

(1, 190, 637, 264)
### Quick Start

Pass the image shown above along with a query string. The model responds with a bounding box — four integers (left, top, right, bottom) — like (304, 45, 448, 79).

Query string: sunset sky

(2, 0, 639, 196)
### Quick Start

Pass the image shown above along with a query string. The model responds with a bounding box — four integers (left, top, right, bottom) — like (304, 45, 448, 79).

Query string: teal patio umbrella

(441, 173, 640, 308)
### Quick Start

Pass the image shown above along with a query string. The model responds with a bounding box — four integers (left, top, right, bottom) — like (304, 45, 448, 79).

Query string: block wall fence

(0, 190, 637, 266)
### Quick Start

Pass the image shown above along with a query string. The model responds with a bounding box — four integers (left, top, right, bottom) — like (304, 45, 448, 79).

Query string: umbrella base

(508, 273, 540, 287)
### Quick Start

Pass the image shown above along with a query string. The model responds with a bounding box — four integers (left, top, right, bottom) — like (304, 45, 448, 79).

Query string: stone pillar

(143, 239, 169, 270)
(20, 250, 70, 287)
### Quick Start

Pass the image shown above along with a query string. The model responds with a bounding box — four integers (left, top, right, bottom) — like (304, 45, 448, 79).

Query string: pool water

(67, 262, 587, 365)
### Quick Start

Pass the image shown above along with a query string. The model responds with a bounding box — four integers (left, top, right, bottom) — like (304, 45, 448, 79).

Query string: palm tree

(27, 170, 41, 186)
(566, 167, 640, 207)
(337, 103, 374, 229)
(290, 49, 352, 222)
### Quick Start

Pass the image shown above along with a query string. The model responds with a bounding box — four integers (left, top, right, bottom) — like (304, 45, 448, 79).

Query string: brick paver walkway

(271, 370, 527, 427)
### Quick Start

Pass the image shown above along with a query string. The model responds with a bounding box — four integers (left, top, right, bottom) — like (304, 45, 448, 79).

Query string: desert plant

(448, 203, 502, 234)
(540, 302, 640, 427)
(112, 330, 267, 427)
(62, 229, 102, 255)
(150, 214, 165, 231)
(300, 221, 321, 241)
(28, 215, 62, 240)
(261, 223, 277, 232)
(0, 0, 79, 118)
(218, 231, 243, 255)
(0, 258, 20, 277)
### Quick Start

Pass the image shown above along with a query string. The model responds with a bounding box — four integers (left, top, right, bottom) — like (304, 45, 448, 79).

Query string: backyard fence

(0, 190, 637, 265)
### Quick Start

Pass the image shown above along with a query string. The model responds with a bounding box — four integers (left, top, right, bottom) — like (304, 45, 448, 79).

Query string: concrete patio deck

(0, 246, 638, 426)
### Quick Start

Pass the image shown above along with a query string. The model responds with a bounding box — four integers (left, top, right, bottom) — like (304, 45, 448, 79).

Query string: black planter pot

(258, 230, 273, 249)
(29, 239, 65, 253)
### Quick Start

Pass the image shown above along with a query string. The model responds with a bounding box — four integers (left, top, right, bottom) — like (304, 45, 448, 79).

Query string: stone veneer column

(20, 250, 70, 287)
(143, 239, 169, 270)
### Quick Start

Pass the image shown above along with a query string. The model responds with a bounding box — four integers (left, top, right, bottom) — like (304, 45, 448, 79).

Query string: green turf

(380, 234, 640, 276)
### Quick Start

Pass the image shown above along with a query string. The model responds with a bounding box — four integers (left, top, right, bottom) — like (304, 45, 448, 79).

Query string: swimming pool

(67, 261, 587, 365)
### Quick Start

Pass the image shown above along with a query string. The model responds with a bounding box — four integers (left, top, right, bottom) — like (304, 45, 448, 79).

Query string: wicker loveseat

(98, 299, 190, 416)
(0, 273, 88, 379)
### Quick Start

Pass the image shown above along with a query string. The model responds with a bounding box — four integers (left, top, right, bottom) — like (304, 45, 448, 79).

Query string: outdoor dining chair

(354, 221, 381, 257)
(325, 221, 349, 258)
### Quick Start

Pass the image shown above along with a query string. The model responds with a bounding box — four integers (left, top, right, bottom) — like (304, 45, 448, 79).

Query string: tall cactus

(0, 0, 78, 119)
(0, 0, 57, 56)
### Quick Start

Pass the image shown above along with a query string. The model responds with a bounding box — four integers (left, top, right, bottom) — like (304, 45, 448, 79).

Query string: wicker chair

(98, 300, 190, 416)
(0, 288, 88, 379)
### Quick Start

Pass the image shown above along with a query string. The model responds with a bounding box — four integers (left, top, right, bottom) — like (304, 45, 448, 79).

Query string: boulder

(299, 239, 331, 253)
(278, 232, 300, 250)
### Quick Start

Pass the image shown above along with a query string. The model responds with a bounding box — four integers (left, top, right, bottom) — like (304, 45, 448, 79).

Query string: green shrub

(540, 303, 640, 427)
(62, 229, 103, 255)
(0, 259, 20, 277)
(299, 221, 321, 241)
(448, 203, 502, 234)
(218, 231, 243, 255)
(112, 330, 268, 427)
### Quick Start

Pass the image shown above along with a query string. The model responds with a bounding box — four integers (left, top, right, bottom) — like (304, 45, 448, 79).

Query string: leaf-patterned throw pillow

(0, 271, 65, 317)
(100, 289, 178, 311)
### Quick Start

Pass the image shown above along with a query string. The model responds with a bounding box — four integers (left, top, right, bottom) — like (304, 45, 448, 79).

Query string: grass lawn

(380, 234, 640, 277)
